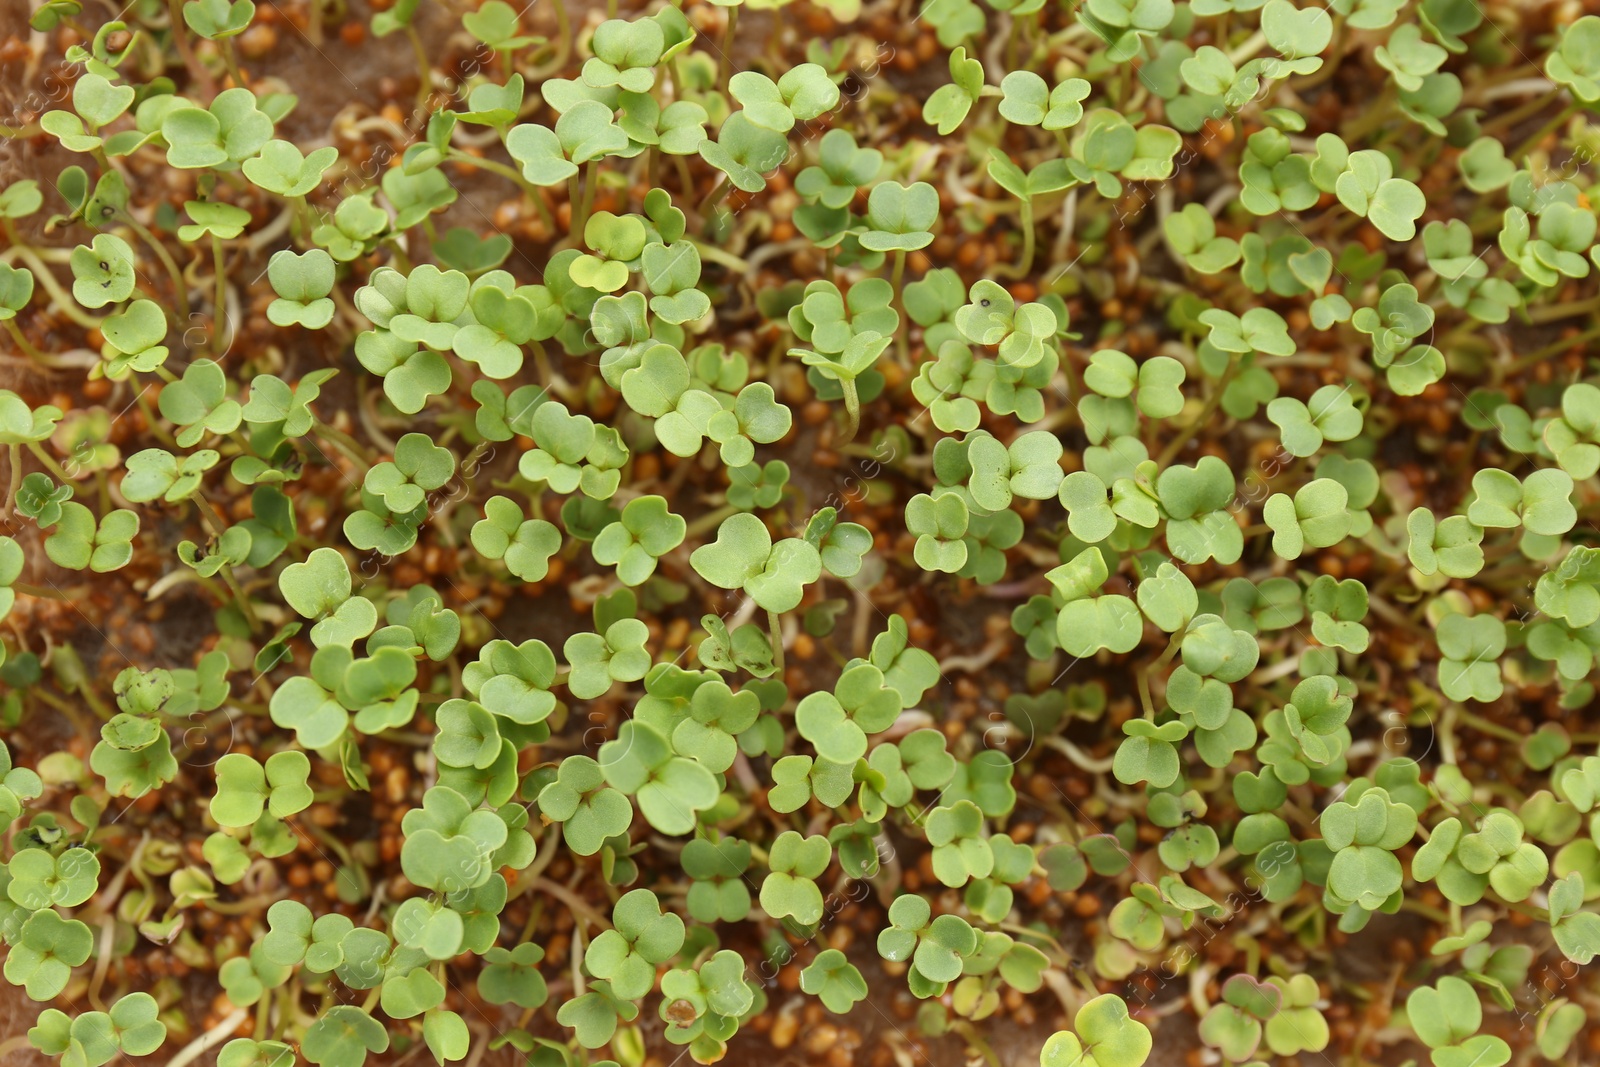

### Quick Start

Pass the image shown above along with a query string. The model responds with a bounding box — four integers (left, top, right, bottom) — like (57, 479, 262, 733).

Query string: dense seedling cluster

(4, 0, 1600, 1065)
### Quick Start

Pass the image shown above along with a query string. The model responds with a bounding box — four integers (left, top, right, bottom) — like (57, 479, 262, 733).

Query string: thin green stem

(30, 686, 98, 735)
(1015, 196, 1035, 278)
(118, 210, 191, 319)
(1226, 28, 1267, 65)
(219, 37, 244, 87)
(719, 6, 739, 94)
(3, 319, 74, 369)
(1478, 86, 1558, 135)
(1504, 322, 1600, 374)
(839, 377, 862, 444)
(25, 440, 72, 483)
(155, 1011, 250, 1067)
(312, 420, 371, 474)
(949, 1022, 1000, 1067)
(406, 25, 434, 117)
(1338, 87, 1399, 142)
(460, 147, 555, 230)
(1524, 291, 1600, 325)
(684, 502, 739, 538)
(1040, 736, 1114, 773)
(211, 235, 229, 357)
(290, 194, 314, 241)
(527, 182, 554, 231)
(1156, 354, 1240, 468)
(768, 609, 785, 678)
(78, 675, 114, 721)
(889, 247, 909, 362)
(574, 159, 600, 238)
(220, 563, 260, 630)
(3, 444, 19, 519)
(698, 176, 731, 219)
(203, 894, 282, 916)
(133, 390, 178, 448)
(192, 496, 227, 541)
(989, 197, 1035, 281)
(668, 55, 687, 101)
(674, 154, 695, 201)
(167, 0, 215, 94)
(303, 822, 356, 867)
(449, 149, 536, 199)
(1396, 898, 1451, 925)
(382, 237, 412, 274)
(1509, 100, 1580, 161)
(533, 877, 613, 930)
(13, 246, 104, 329)
(1153, 629, 1183, 672)
(1060, 347, 1083, 412)
(1454, 708, 1525, 744)
(693, 241, 751, 273)
(1136, 632, 1181, 720)
(524, 0, 571, 81)
(531, 339, 559, 393)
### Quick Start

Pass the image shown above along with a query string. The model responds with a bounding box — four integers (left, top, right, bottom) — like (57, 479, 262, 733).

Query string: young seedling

(1040, 994, 1152, 1067)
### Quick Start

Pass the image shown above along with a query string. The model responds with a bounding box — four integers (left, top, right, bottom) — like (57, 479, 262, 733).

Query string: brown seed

(803, 1023, 840, 1054)
(770, 1006, 799, 1049)
(384, 767, 408, 805)
(237, 24, 277, 59)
